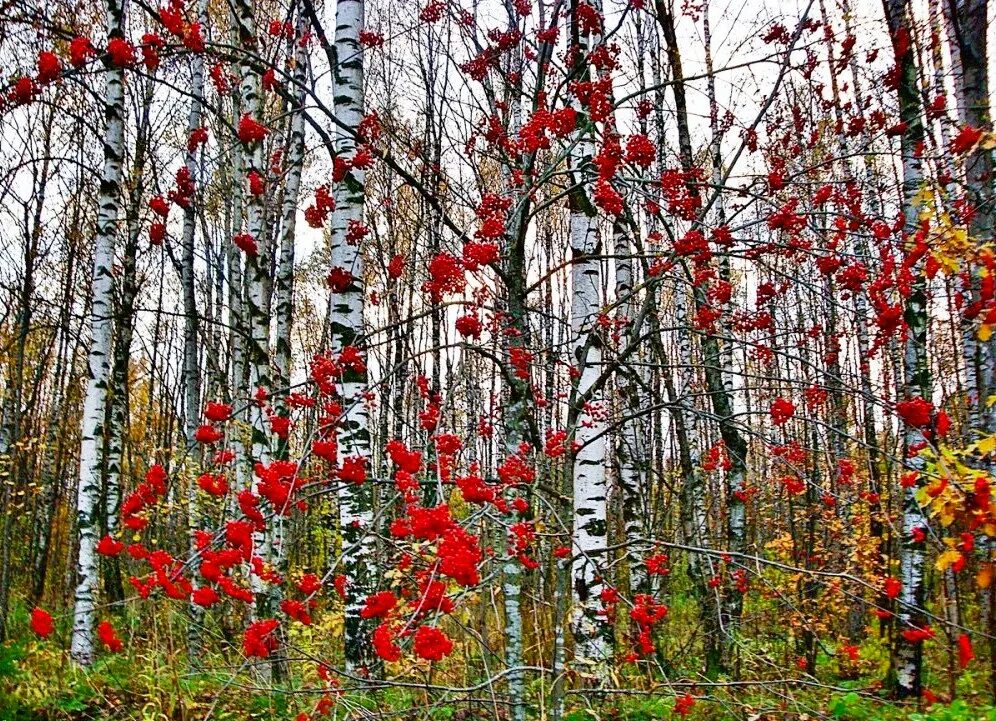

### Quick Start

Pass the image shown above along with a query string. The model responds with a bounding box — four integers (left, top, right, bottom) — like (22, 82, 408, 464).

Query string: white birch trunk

(610, 9, 649, 600)
(328, 0, 377, 672)
(227, 132, 249, 498)
(233, 0, 276, 681)
(501, 4, 527, 714)
(182, 0, 208, 471)
(885, 0, 930, 696)
(266, 22, 309, 648)
(568, 89, 610, 670)
(570, 213, 610, 671)
(103, 79, 153, 608)
(182, 0, 208, 662)
(71, 0, 126, 666)
(273, 28, 309, 458)
(614, 221, 648, 596)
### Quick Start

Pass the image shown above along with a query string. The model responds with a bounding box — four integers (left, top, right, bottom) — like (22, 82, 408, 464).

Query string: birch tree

(233, 0, 280, 681)
(656, 0, 744, 673)
(883, 0, 931, 697)
(70, 0, 127, 666)
(568, 0, 610, 674)
(273, 22, 310, 462)
(179, 0, 208, 661)
(327, 0, 377, 672)
(103, 77, 152, 608)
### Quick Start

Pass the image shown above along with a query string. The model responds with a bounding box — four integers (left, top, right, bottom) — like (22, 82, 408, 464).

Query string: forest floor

(3, 641, 996, 720)
(3, 602, 996, 721)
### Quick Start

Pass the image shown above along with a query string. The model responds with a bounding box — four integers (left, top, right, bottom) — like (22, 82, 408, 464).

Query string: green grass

(3, 596, 996, 720)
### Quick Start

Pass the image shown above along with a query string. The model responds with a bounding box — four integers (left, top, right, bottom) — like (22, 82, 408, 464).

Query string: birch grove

(2, 0, 996, 718)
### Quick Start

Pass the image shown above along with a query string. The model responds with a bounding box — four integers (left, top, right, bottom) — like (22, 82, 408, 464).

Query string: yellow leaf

(912, 185, 935, 210)
(936, 548, 963, 572)
(979, 324, 993, 342)
(978, 565, 993, 589)
(977, 436, 996, 455)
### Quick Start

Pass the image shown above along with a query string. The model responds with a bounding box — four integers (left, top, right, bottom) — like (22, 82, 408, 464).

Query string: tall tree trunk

(494, 4, 541, 716)
(883, 0, 931, 698)
(501, 2, 527, 714)
(612, 6, 652, 604)
(951, 0, 993, 434)
(658, 0, 743, 673)
(226, 91, 249, 498)
(568, 0, 610, 674)
(71, 0, 127, 666)
(829, 0, 888, 621)
(34, 167, 84, 604)
(267, 17, 309, 672)
(179, 0, 208, 662)
(327, 0, 377, 673)
(272, 27, 308, 462)
(948, 0, 994, 694)
(103, 78, 152, 609)
(614, 218, 649, 598)
(234, 0, 277, 680)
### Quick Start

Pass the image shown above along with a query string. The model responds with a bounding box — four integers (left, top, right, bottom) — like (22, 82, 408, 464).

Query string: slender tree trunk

(178, 0, 208, 661)
(266, 17, 309, 672)
(71, 0, 127, 666)
(828, 1, 890, 624)
(612, 7, 652, 604)
(659, 0, 746, 673)
(34, 173, 84, 604)
(948, 0, 995, 694)
(234, 0, 277, 681)
(327, 0, 377, 673)
(103, 79, 151, 609)
(951, 0, 993, 433)
(226, 93, 249, 498)
(568, 0, 610, 673)
(273, 27, 308, 462)
(614, 220, 649, 598)
(883, 0, 931, 698)
(496, 5, 532, 716)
